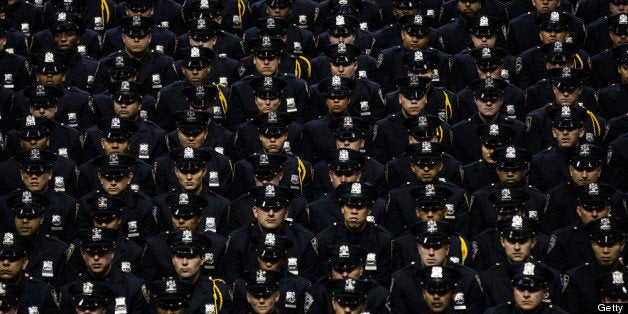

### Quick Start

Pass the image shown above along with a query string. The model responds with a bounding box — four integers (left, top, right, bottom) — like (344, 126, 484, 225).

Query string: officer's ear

(20, 258, 29, 270)
(273, 291, 281, 302)
(530, 237, 537, 248)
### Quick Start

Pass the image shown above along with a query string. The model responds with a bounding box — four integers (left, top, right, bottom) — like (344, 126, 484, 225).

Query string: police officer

(313, 14, 376, 68)
(468, 145, 547, 237)
(223, 183, 319, 282)
(326, 278, 375, 314)
(1, 0, 45, 36)
(313, 116, 386, 198)
(384, 115, 462, 188)
(602, 112, 628, 145)
(478, 216, 561, 306)
(450, 78, 526, 164)
(318, 0, 386, 33)
(456, 48, 525, 120)
(10, 53, 94, 132)
(232, 234, 312, 312)
(176, 15, 245, 61)
(155, 46, 231, 131)
(307, 150, 387, 233)
(436, 11, 507, 55)
(543, 145, 625, 233)
(561, 217, 627, 313)
(147, 277, 195, 313)
(242, 269, 284, 313)
(605, 133, 628, 190)
(524, 58, 597, 114)
(307, 244, 389, 313)
(233, 86, 304, 159)
(545, 183, 624, 272)
(75, 154, 159, 245)
(250, 0, 320, 32)
(0, 19, 29, 91)
(60, 227, 150, 313)
(229, 36, 310, 129)
(418, 265, 467, 313)
(82, 81, 168, 163)
(30, 12, 101, 87)
(595, 269, 628, 303)
(372, 7, 434, 55)
(386, 143, 469, 234)
(92, 15, 178, 96)
(0, 150, 77, 240)
(2, 115, 80, 191)
(0, 283, 22, 313)
(140, 199, 226, 280)
(244, 16, 316, 59)
(68, 280, 115, 313)
(177, 84, 231, 128)
(155, 133, 233, 198)
(232, 113, 312, 199)
(311, 45, 386, 122)
(316, 181, 393, 285)
(596, 44, 628, 119)
(375, 14, 451, 94)
(0, 232, 60, 313)
(590, 13, 628, 88)
(76, 118, 156, 197)
(66, 195, 143, 277)
(166, 230, 234, 313)
(388, 220, 484, 313)
(485, 262, 567, 313)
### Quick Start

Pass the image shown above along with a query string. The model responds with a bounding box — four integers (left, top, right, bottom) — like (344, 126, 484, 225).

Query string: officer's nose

(514, 242, 521, 250)
(341, 271, 350, 278)
(185, 173, 194, 180)
(428, 248, 436, 255)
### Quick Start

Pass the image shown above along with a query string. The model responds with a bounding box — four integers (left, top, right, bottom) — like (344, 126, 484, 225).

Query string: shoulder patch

(547, 234, 557, 255)
(561, 274, 569, 293)
(65, 243, 75, 262)
(141, 283, 150, 303)
(526, 116, 532, 132)
(474, 274, 483, 293)
(310, 237, 318, 255)
(389, 277, 395, 294)
(51, 288, 60, 307)
(376, 53, 384, 68)
(471, 241, 478, 260)
(304, 292, 314, 312)
(516, 56, 523, 74)
(373, 124, 379, 140)
(607, 146, 613, 165)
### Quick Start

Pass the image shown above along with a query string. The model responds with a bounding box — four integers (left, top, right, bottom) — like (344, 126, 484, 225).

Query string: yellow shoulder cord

(294, 59, 302, 78)
(100, 0, 110, 24)
(442, 91, 452, 121)
(436, 125, 443, 142)
(237, 0, 246, 21)
(585, 110, 601, 137)
(213, 83, 228, 114)
(296, 157, 306, 186)
(574, 54, 584, 69)
(298, 55, 311, 79)
(459, 236, 468, 265)
(210, 278, 226, 311)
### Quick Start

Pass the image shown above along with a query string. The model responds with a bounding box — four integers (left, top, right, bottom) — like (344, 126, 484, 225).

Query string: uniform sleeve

(371, 120, 392, 164)
(139, 243, 159, 281)
(544, 234, 567, 272)
(388, 276, 410, 314)
(559, 271, 582, 313)
(226, 85, 246, 131)
(298, 236, 321, 282)
(222, 235, 245, 283)
(525, 114, 546, 155)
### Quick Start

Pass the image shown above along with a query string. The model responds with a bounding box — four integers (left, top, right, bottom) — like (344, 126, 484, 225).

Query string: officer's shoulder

(119, 270, 145, 283)
(290, 221, 316, 235)
(42, 234, 67, 246)
(567, 263, 591, 275)
(483, 263, 503, 272)
(371, 223, 393, 236)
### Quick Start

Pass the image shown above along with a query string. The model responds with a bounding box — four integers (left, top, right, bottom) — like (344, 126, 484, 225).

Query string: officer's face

(125, 6, 154, 17)
(341, 204, 372, 231)
(76, 306, 106, 314)
(415, 206, 447, 221)
(551, 86, 581, 106)
(100, 138, 131, 154)
(326, 97, 350, 114)
(496, 168, 527, 186)
(20, 170, 52, 192)
(331, 299, 367, 314)
(610, 2, 628, 14)
(329, 171, 362, 189)
(551, 127, 584, 148)
(531, 0, 560, 14)
(122, 34, 152, 54)
(177, 129, 208, 148)
(189, 36, 218, 50)
(253, 56, 280, 76)
(418, 244, 450, 266)
(14, 215, 44, 237)
(29, 104, 57, 120)
(331, 61, 358, 79)
(54, 31, 80, 53)
(182, 66, 211, 85)
(392, 7, 419, 19)
(259, 133, 288, 154)
(36, 73, 66, 86)
(254, 172, 283, 186)
(98, 173, 133, 196)
(254, 97, 281, 113)
(481, 145, 495, 164)
(174, 167, 207, 193)
(94, 216, 122, 229)
(513, 286, 547, 311)
(471, 34, 497, 48)
(172, 253, 204, 281)
(247, 291, 280, 314)
(474, 96, 504, 120)
(457, 0, 481, 19)
(609, 31, 628, 46)
(329, 33, 356, 45)
(81, 248, 114, 276)
(335, 138, 365, 151)
(401, 31, 430, 51)
(500, 237, 536, 263)
(576, 205, 611, 224)
(20, 137, 50, 151)
(476, 65, 503, 79)
(399, 93, 428, 117)
(422, 289, 455, 313)
(331, 265, 364, 279)
(114, 99, 142, 120)
(592, 241, 625, 267)
(618, 64, 628, 83)
(171, 215, 201, 231)
(0, 256, 27, 281)
(538, 30, 568, 44)
(0, 37, 6, 51)
(254, 206, 288, 230)
(410, 162, 443, 183)
(602, 294, 628, 303)
(569, 165, 602, 185)
(0, 307, 18, 314)
(266, 5, 291, 19)
(257, 256, 284, 271)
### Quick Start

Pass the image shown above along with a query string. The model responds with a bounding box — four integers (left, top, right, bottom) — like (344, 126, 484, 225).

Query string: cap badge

(425, 184, 436, 197)
(560, 106, 571, 118)
(264, 233, 276, 246)
(44, 52, 54, 63)
(197, 19, 206, 29)
(109, 154, 119, 166)
(179, 193, 189, 205)
(91, 228, 102, 241)
(30, 149, 40, 160)
(26, 115, 36, 127)
(166, 279, 177, 293)
(431, 266, 443, 278)
(485, 77, 494, 88)
(336, 15, 345, 26)
(600, 217, 611, 230)
(550, 11, 560, 22)
(184, 147, 195, 159)
(267, 112, 278, 123)
(339, 149, 349, 161)
(481, 48, 491, 59)
(265, 184, 276, 197)
(612, 271, 624, 284)
(506, 146, 517, 159)
(343, 117, 353, 128)
(111, 117, 121, 129)
(489, 124, 499, 136)
(82, 282, 94, 295)
(553, 42, 563, 53)
(267, 18, 275, 29)
(191, 47, 200, 58)
(344, 278, 356, 292)
(186, 110, 196, 121)
(256, 270, 266, 283)
(262, 36, 271, 48)
(418, 115, 427, 128)
(200, 0, 209, 8)
(339, 245, 350, 258)
(579, 144, 590, 156)
(132, 15, 141, 26)
(36, 85, 46, 97)
(3, 233, 14, 245)
(512, 215, 523, 229)
(182, 230, 193, 243)
(427, 220, 438, 233)
(339, 0, 347, 4)
(561, 67, 571, 78)
(589, 182, 600, 196)
(413, 15, 423, 25)
(501, 188, 512, 201)
(98, 197, 108, 209)
(621, 14, 628, 25)
(523, 262, 535, 276)
(338, 42, 347, 53)
(115, 56, 124, 67)
(479, 16, 489, 27)
(414, 51, 423, 61)
(332, 76, 342, 87)
(0, 283, 5, 295)
(421, 141, 432, 153)
(58, 12, 67, 22)
(122, 81, 132, 93)
(195, 85, 205, 97)
(350, 183, 362, 194)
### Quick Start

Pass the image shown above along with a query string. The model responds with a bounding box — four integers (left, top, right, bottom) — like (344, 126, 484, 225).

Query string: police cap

(575, 182, 614, 211)
(252, 112, 291, 138)
(595, 270, 628, 297)
(410, 184, 453, 209)
(327, 244, 367, 272)
(0, 232, 32, 259)
(51, 0, 85, 12)
(509, 262, 554, 290)
(412, 219, 455, 247)
(173, 110, 210, 136)
(488, 188, 530, 216)
(251, 184, 293, 209)
(328, 148, 365, 176)
(110, 81, 145, 104)
(69, 281, 114, 309)
(541, 41, 577, 65)
(568, 143, 604, 169)
(395, 75, 431, 99)
(470, 77, 508, 102)
(548, 67, 585, 90)
(498, 214, 536, 242)
(247, 153, 286, 180)
(249, 76, 288, 100)
(126, 0, 155, 13)
(50, 12, 85, 36)
(182, 84, 219, 110)
(585, 216, 626, 245)
(24, 84, 64, 109)
(15, 115, 53, 141)
(491, 145, 530, 170)
(403, 50, 439, 73)
(166, 192, 208, 219)
(243, 269, 283, 297)
(15, 149, 56, 174)
(86, 193, 126, 223)
(180, 46, 214, 69)
(469, 47, 508, 72)
(120, 16, 155, 37)
(94, 153, 135, 179)
(408, 142, 445, 165)
(325, 43, 361, 64)
(76, 227, 118, 253)
(251, 233, 293, 261)
(0, 283, 23, 311)
(255, 17, 289, 37)
(614, 44, 628, 65)
(183, 0, 224, 20)
(327, 278, 372, 307)
(167, 230, 211, 256)
(468, 15, 500, 37)
(249, 36, 285, 58)
(391, 0, 420, 9)
(336, 182, 376, 207)
(318, 75, 354, 99)
(148, 278, 195, 310)
(329, 116, 368, 141)
(170, 147, 212, 173)
(607, 13, 628, 35)
(476, 123, 516, 148)
(403, 114, 443, 140)
(419, 265, 461, 293)
(399, 14, 433, 37)
(187, 18, 220, 41)
(32, 52, 68, 74)
(104, 55, 139, 81)
(7, 190, 49, 218)
(548, 104, 586, 129)
(326, 15, 358, 37)
(97, 117, 138, 141)
(537, 11, 572, 32)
